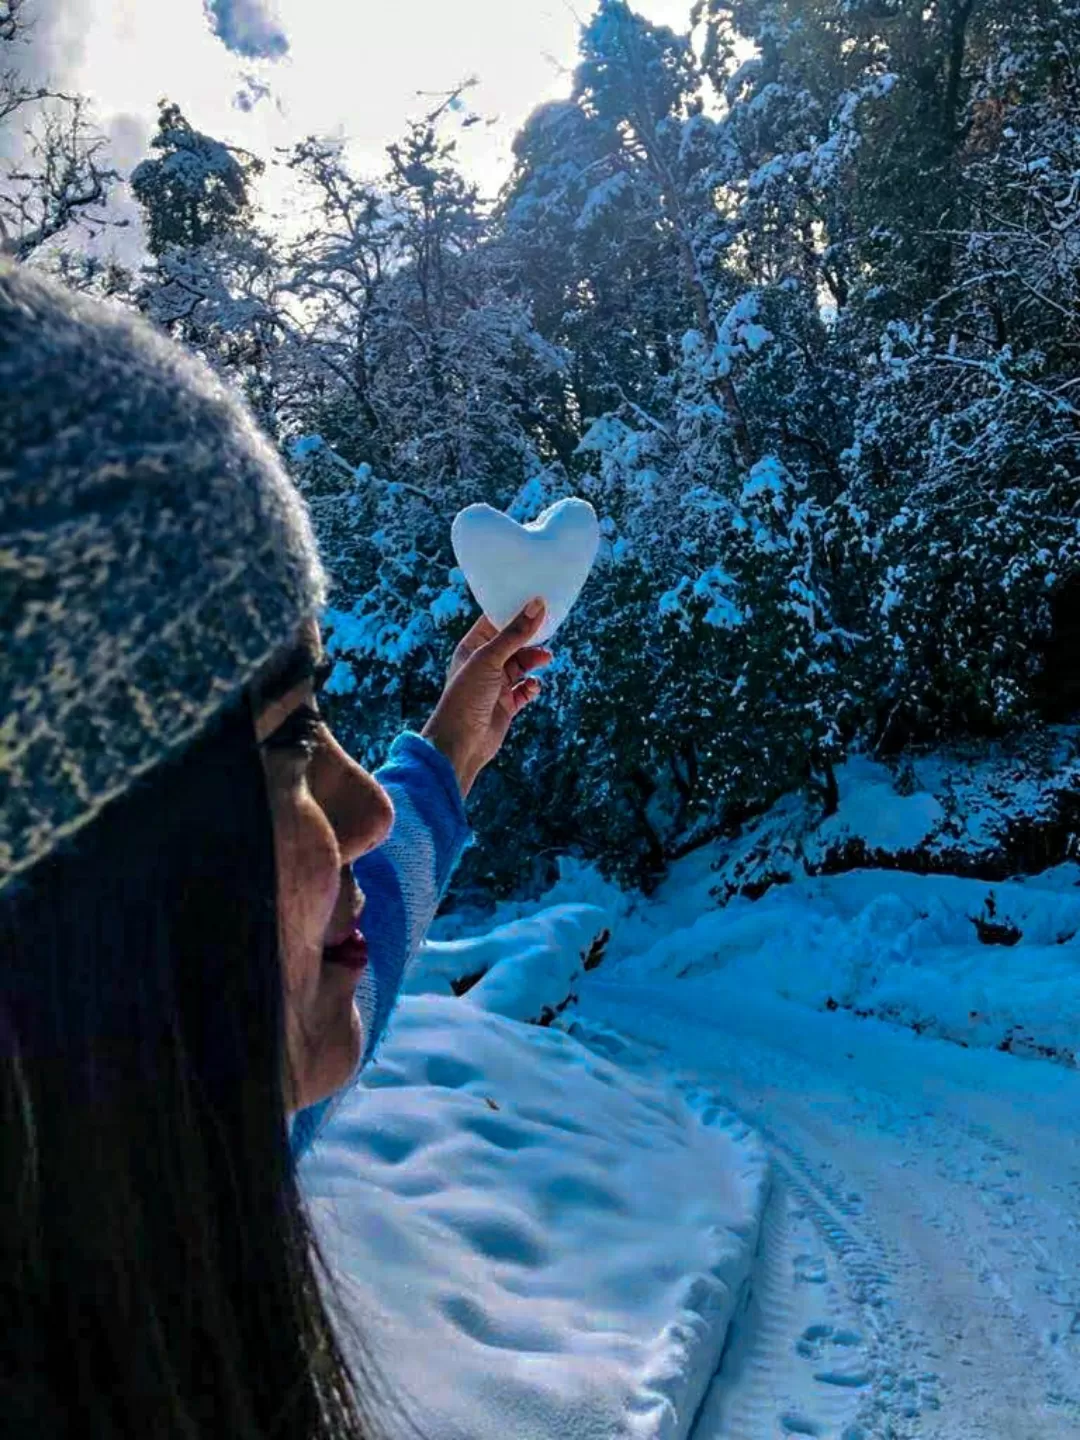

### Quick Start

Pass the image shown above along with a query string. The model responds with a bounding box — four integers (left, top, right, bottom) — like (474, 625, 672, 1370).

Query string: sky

(14, 0, 701, 220)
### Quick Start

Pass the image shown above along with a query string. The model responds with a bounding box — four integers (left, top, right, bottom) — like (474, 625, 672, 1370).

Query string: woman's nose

(340, 768, 394, 865)
(311, 738, 394, 864)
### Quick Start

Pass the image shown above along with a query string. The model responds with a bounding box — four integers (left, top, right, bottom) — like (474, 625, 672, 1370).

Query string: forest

(5, 0, 1080, 901)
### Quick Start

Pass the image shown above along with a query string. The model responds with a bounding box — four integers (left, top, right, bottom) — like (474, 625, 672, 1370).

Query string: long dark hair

(0, 696, 383, 1438)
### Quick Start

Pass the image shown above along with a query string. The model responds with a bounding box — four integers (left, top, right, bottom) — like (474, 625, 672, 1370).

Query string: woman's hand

(421, 598, 553, 800)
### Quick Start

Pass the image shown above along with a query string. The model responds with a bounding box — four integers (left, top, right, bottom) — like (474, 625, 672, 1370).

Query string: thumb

(478, 598, 546, 668)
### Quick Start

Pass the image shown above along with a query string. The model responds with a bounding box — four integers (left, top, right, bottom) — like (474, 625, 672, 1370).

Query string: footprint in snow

(795, 1322, 873, 1396)
(795, 1322, 864, 1360)
(779, 1414, 822, 1436)
(793, 1252, 828, 1285)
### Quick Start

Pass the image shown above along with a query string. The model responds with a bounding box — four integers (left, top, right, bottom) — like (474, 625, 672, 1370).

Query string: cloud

(75, 110, 151, 266)
(7, 0, 94, 83)
(0, 0, 94, 167)
(203, 0, 288, 61)
(233, 70, 274, 113)
(0, 0, 93, 115)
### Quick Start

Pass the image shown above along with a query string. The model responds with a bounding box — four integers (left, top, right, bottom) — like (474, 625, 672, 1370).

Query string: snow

(300, 746, 1080, 1438)
(289, 433, 326, 461)
(659, 578, 694, 625)
(324, 603, 434, 667)
(570, 746, 1080, 1065)
(724, 56, 763, 103)
(577, 414, 656, 468)
(570, 781, 1079, 1432)
(710, 294, 774, 378)
(811, 755, 946, 854)
(508, 473, 558, 523)
(741, 454, 794, 510)
(612, 867, 1080, 1065)
(428, 573, 471, 626)
(692, 565, 744, 631)
(574, 971, 1080, 1438)
(450, 499, 600, 644)
(575, 171, 633, 230)
(300, 996, 768, 1440)
(322, 659, 358, 697)
(403, 903, 612, 1024)
(703, 737, 1080, 898)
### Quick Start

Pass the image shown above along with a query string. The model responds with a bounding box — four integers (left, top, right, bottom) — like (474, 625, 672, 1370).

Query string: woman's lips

(322, 928, 369, 973)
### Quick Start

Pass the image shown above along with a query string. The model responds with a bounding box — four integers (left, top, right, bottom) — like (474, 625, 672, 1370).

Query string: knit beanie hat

(0, 260, 328, 896)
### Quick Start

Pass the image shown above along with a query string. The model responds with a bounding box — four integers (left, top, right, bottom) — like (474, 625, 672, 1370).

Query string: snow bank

(406, 902, 612, 1023)
(615, 863, 1080, 1065)
(300, 994, 769, 1440)
(712, 738, 1080, 903)
(420, 742, 1080, 1066)
(464, 905, 610, 1022)
(810, 755, 946, 855)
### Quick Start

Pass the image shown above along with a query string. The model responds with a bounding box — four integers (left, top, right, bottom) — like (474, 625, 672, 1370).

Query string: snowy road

(574, 974, 1080, 1440)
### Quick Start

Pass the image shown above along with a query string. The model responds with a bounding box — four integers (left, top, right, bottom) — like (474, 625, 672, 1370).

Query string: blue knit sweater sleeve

(289, 732, 472, 1162)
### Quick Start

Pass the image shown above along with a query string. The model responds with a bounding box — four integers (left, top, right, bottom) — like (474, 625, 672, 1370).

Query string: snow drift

(300, 995, 769, 1440)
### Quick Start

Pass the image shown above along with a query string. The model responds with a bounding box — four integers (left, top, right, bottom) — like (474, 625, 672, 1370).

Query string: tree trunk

(943, 0, 978, 148)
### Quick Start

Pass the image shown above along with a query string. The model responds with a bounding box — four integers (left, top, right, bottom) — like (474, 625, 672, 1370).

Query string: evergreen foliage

(131, 101, 264, 255)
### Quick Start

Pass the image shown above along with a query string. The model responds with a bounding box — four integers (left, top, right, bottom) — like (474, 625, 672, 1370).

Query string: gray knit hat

(0, 260, 328, 895)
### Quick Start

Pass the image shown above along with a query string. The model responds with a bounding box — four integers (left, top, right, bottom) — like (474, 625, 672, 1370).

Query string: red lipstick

(322, 928, 369, 973)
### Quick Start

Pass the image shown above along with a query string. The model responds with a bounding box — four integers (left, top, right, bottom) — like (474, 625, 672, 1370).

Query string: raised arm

(353, 732, 473, 1067)
(290, 599, 551, 1162)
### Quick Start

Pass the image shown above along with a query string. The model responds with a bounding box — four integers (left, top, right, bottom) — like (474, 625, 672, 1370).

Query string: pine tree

(129, 102, 283, 427)
(131, 101, 263, 256)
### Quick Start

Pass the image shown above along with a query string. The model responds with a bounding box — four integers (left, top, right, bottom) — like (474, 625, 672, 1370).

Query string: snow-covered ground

(600, 851, 1080, 1068)
(300, 995, 768, 1440)
(574, 978, 1080, 1439)
(301, 752, 1080, 1438)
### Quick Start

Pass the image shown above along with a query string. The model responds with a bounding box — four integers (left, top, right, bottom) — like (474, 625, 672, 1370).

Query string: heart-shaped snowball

(451, 498, 601, 644)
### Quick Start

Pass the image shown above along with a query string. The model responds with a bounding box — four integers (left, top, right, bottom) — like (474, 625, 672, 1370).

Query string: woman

(0, 261, 550, 1438)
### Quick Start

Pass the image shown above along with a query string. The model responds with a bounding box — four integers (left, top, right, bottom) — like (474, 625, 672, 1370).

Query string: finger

(512, 646, 554, 675)
(497, 675, 542, 718)
(452, 614, 499, 670)
(517, 676, 543, 709)
(504, 646, 553, 686)
(480, 598, 546, 669)
(460, 613, 499, 651)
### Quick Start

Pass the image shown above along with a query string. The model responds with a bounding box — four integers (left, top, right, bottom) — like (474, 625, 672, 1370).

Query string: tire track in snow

(573, 980, 1080, 1438)
(568, 1018, 927, 1439)
(679, 1080, 935, 1440)
(888, 1102, 1080, 1432)
(745, 1058, 1080, 1438)
(687, 1174, 872, 1440)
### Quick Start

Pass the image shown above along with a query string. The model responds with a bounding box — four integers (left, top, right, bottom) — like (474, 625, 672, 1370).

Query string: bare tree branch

(0, 4, 121, 258)
(0, 91, 120, 259)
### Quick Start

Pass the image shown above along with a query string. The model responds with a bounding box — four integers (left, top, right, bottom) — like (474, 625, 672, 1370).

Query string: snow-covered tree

(0, 0, 118, 260)
(839, 1, 1080, 746)
(274, 110, 567, 804)
(131, 101, 263, 257)
(126, 103, 285, 428)
(30, 0, 1080, 898)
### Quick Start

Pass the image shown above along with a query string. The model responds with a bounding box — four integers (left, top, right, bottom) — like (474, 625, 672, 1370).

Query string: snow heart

(451, 498, 601, 645)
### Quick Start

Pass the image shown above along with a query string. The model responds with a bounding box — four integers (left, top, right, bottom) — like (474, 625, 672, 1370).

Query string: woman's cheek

(273, 790, 341, 987)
